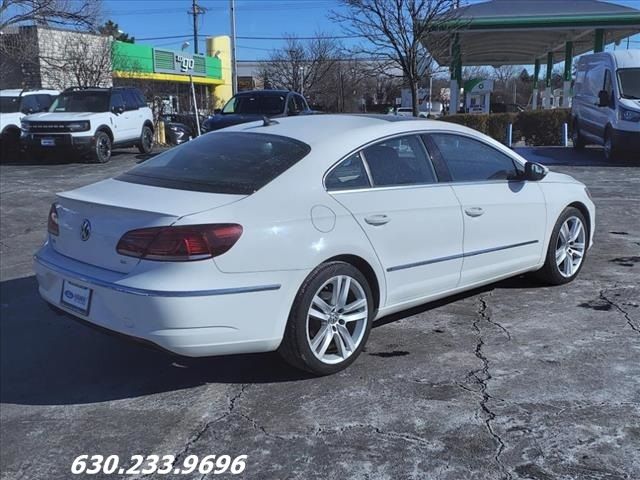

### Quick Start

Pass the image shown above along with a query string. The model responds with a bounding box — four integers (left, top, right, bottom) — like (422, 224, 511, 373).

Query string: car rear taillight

(116, 224, 242, 261)
(48, 203, 59, 236)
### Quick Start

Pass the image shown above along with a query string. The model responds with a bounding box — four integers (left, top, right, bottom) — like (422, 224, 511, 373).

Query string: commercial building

(0, 25, 233, 111)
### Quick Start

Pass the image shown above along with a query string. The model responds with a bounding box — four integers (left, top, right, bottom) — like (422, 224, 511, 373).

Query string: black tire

(536, 207, 588, 285)
(603, 127, 620, 162)
(278, 261, 374, 376)
(137, 125, 154, 154)
(571, 118, 585, 150)
(91, 131, 112, 163)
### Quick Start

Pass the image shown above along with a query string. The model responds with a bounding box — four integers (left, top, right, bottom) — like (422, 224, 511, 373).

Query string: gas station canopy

(430, 0, 640, 67)
(425, 0, 640, 112)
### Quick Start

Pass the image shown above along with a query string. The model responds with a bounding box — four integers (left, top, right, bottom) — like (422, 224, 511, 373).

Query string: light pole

(230, 0, 238, 95)
(299, 65, 304, 96)
(182, 42, 201, 135)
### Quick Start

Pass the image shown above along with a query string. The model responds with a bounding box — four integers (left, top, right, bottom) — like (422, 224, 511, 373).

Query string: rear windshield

(222, 94, 286, 115)
(117, 132, 311, 195)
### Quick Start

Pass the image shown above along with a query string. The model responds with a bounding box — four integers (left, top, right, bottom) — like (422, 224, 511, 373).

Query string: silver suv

(21, 87, 154, 163)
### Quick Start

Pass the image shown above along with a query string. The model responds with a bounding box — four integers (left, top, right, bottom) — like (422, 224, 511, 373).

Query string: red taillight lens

(116, 224, 243, 261)
(48, 203, 59, 236)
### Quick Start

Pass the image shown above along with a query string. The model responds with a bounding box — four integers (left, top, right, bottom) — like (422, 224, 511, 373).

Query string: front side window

(110, 93, 125, 111)
(325, 153, 370, 191)
(618, 68, 640, 100)
(362, 135, 437, 187)
(429, 133, 520, 182)
(118, 132, 311, 195)
(50, 91, 110, 113)
(122, 90, 139, 111)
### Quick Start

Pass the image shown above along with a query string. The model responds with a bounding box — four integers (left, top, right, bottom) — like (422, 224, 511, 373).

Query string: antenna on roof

(262, 115, 278, 126)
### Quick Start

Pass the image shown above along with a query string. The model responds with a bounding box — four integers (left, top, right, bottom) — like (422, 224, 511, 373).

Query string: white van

(571, 50, 639, 161)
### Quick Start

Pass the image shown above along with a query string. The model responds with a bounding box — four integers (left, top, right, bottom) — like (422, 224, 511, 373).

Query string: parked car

(201, 90, 312, 132)
(391, 106, 441, 118)
(162, 113, 205, 145)
(0, 89, 58, 160)
(572, 50, 640, 161)
(21, 86, 154, 163)
(34, 115, 595, 375)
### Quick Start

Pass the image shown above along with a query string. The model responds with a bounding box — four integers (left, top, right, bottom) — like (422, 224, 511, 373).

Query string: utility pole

(230, 0, 238, 95)
(189, 0, 205, 54)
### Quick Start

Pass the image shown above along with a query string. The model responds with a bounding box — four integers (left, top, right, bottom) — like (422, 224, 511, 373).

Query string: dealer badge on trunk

(80, 219, 91, 241)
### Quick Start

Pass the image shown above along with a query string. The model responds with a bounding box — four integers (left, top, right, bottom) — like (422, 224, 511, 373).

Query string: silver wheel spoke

(572, 249, 584, 259)
(309, 307, 328, 321)
(341, 310, 367, 323)
(312, 295, 332, 314)
(560, 223, 570, 243)
(331, 277, 342, 306)
(564, 255, 574, 276)
(317, 329, 334, 357)
(556, 248, 567, 265)
(343, 298, 366, 313)
(310, 324, 330, 351)
(570, 221, 582, 242)
(338, 277, 351, 308)
(337, 325, 356, 353)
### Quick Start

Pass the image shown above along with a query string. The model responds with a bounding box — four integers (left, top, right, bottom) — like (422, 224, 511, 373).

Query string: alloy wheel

(306, 275, 368, 364)
(555, 216, 586, 278)
(143, 128, 153, 151)
(97, 136, 111, 161)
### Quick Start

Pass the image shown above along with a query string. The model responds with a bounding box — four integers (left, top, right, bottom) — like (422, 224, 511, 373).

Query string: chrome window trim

(387, 240, 539, 272)
(323, 128, 526, 193)
(34, 254, 281, 298)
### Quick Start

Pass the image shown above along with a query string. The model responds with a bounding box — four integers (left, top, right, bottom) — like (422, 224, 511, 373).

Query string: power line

(136, 33, 367, 41)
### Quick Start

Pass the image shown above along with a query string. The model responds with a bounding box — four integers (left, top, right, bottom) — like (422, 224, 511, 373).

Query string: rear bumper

(34, 243, 306, 357)
(611, 128, 640, 152)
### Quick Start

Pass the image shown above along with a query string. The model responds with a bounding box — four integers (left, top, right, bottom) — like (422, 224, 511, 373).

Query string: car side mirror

(597, 90, 610, 107)
(213, 108, 221, 115)
(524, 161, 547, 181)
(112, 105, 125, 115)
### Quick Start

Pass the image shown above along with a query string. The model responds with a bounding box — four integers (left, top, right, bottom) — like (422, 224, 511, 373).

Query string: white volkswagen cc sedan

(34, 115, 595, 375)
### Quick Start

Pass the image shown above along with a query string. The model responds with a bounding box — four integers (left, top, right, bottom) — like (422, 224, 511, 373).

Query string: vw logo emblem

(80, 219, 91, 241)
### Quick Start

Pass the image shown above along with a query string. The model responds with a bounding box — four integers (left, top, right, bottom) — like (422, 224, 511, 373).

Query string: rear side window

(122, 90, 139, 111)
(362, 135, 437, 186)
(429, 133, 520, 182)
(132, 89, 147, 107)
(110, 92, 125, 110)
(118, 132, 311, 195)
(325, 153, 370, 191)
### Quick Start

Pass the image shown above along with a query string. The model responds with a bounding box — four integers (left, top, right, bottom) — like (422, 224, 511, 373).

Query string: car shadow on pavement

(0, 276, 312, 407)
(1, 274, 543, 406)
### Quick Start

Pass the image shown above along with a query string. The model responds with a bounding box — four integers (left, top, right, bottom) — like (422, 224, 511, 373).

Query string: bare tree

(331, 0, 460, 116)
(0, 0, 102, 30)
(259, 34, 342, 98)
(38, 29, 112, 89)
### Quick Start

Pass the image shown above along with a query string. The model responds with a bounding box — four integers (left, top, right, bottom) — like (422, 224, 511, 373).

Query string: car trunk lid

(51, 179, 244, 273)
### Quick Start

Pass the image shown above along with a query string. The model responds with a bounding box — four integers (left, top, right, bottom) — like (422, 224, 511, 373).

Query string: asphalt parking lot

(1, 146, 639, 480)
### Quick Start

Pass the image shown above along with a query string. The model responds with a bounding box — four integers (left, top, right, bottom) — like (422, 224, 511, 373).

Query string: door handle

(364, 214, 390, 226)
(465, 207, 485, 217)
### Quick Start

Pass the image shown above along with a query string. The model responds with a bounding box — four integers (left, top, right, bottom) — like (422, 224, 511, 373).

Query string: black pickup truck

(202, 90, 313, 133)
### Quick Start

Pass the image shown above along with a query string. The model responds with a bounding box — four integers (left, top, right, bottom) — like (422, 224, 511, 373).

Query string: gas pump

(464, 79, 494, 114)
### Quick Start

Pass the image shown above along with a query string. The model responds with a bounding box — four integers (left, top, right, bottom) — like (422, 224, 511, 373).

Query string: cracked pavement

(1, 146, 639, 479)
